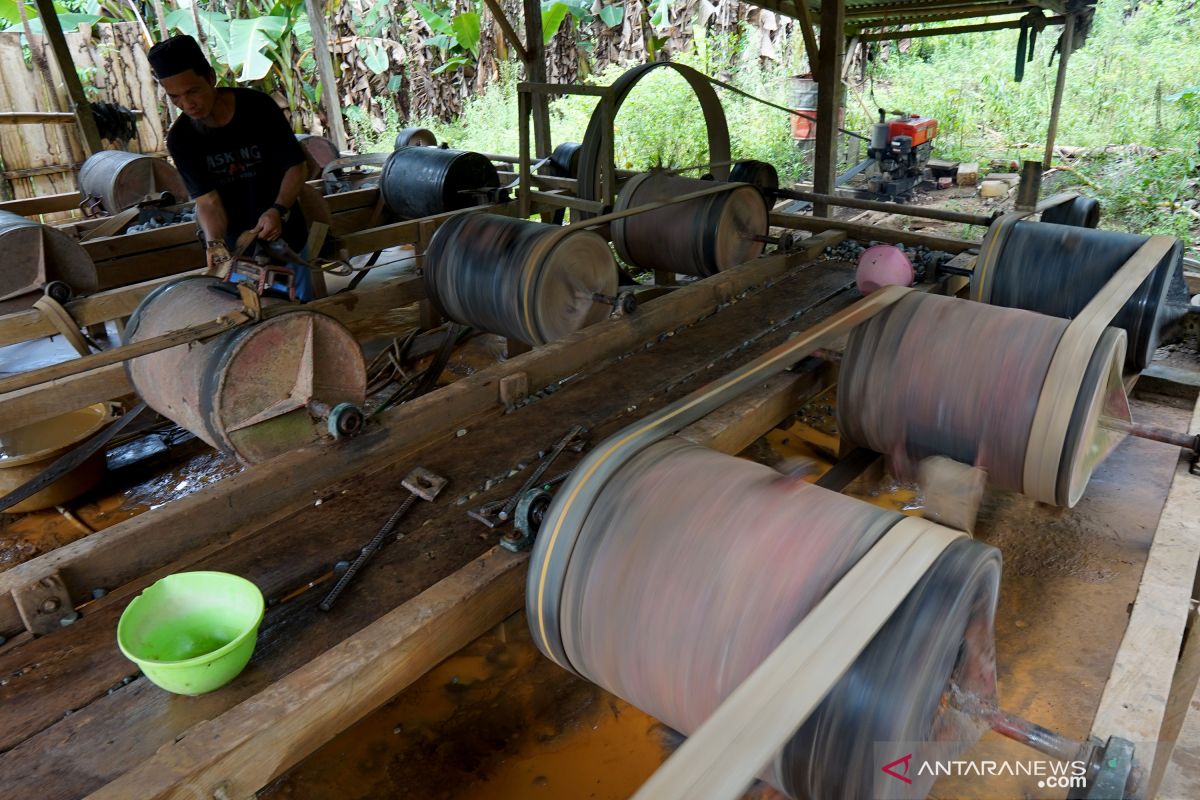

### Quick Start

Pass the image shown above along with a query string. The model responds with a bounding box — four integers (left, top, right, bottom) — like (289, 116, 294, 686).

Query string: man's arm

(251, 161, 306, 241)
(195, 190, 233, 276)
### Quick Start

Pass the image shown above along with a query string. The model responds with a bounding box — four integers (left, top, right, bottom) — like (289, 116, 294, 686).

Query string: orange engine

(888, 115, 938, 147)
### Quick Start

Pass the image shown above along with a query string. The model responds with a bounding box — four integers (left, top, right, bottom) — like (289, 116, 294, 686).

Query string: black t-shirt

(167, 88, 307, 251)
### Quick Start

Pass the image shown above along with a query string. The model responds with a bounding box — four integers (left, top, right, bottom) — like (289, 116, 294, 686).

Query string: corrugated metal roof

(751, 0, 1090, 29)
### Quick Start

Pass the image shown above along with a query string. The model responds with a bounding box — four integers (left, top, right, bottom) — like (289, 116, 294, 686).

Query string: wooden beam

(0, 232, 845, 636)
(812, 0, 845, 218)
(856, 15, 1065, 42)
(847, 2, 1036, 20)
(29, 0, 102, 155)
(792, 1, 820, 74)
(482, 0, 530, 63)
(303, 0, 348, 152)
(522, 0, 551, 157)
(770, 210, 981, 252)
(0, 191, 82, 217)
(335, 203, 503, 257)
(1043, 13, 1075, 169)
(85, 323, 839, 800)
(1090, 394, 1200, 797)
(0, 110, 143, 125)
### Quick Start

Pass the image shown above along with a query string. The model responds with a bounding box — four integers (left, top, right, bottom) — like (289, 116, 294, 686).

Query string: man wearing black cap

(147, 34, 314, 300)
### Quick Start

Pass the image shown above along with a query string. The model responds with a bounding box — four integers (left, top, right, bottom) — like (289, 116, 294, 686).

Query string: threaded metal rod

(497, 426, 582, 521)
(319, 492, 419, 611)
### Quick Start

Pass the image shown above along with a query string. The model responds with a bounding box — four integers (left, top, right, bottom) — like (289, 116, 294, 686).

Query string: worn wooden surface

(1090, 393, 1200, 793)
(0, 256, 858, 799)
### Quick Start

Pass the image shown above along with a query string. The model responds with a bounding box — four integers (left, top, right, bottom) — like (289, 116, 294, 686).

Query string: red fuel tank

(888, 115, 938, 146)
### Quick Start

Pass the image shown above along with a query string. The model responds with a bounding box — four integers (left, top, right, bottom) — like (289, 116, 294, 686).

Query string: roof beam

(856, 13, 1064, 40)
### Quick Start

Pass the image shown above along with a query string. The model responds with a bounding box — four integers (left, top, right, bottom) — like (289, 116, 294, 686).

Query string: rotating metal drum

(973, 220, 1184, 371)
(393, 127, 437, 149)
(541, 142, 583, 179)
(527, 437, 1001, 800)
(380, 146, 500, 219)
(296, 134, 341, 181)
(423, 213, 617, 346)
(839, 291, 1130, 507)
(728, 159, 780, 200)
(0, 211, 97, 310)
(1040, 195, 1100, 228)
(611, 173, 768, 277)
(124, 276, 366, 464)
(78, 151, 187, 213)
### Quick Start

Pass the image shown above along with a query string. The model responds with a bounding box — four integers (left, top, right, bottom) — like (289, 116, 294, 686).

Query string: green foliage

(540, 1, 568, 45)
(856, 0, 1199, 247)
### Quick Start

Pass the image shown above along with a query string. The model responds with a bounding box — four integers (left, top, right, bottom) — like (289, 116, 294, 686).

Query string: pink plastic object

(856, 244, 914, 294)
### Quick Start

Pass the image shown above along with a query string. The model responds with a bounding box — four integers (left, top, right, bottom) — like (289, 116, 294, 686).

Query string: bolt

(40, 598, 61, 613)
(59, 611, 79, 627)
(91, 588, 107, 600)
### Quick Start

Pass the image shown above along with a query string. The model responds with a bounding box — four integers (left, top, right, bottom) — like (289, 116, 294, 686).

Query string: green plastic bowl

(117, 571, 264, 695)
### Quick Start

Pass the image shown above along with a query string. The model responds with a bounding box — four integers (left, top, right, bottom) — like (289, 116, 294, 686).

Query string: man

(147, 34, 314, 301)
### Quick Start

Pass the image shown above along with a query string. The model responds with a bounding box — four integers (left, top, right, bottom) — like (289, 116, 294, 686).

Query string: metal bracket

(12, 571, 76, 635)
(402, 467, 448, 502)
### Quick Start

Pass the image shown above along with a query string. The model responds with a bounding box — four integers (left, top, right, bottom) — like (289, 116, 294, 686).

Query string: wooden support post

(304, 0, 348, 152)
(522, 0, 551, 157)
(792, 0, 820, 74)
(30, 0, 102, 155)
(1043, 12, 1075, 170)
(518, 89, 532, 218)
(812, 0, 845, 218)
(304, 221, 330, 299)
(482, 0, 529, 63)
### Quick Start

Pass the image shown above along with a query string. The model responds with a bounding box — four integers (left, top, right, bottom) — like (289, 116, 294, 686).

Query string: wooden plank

(336, 203, 503, 256)
(0, 110, 143, 124)
(83, 322, 837, 800)
(771, 210, 981, 253)
(1090, 395, 1200, 795)
(0, 233, 843, 636)
(93, 242, 207, 290)
(811, 0, 844, 217)
(1158, 608, 1200, 799)
(81, 223, 199, 261)
(323, 186, 379, 214)
(0, 274, 427, 432)
(1043, 12, 1075, 169)
(0, 191, 81, 216)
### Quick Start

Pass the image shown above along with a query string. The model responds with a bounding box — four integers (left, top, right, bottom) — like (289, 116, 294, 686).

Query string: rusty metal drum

(393, 128, 437, 149)
(124, 276, 366, 464)
(296, 134, 341, 181)
(0, 211, 97, 310)
(527, 437, 1002, 800)
(78, 151, 188, 213)
(611, 172, 768, 277)
(838, 291, 1128, 507)
(423, 213, 617, 346)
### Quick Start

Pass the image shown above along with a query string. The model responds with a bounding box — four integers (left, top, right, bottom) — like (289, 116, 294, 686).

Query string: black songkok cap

(147, 35, 210, 80)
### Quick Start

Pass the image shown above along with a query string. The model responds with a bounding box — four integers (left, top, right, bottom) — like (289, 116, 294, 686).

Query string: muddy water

(265, 383, 1188, 799)
(0, 438, 239, 573)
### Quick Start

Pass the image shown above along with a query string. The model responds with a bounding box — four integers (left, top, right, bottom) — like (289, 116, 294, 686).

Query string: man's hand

(253, 207, 284, 241)
(205, 240, 233, 279)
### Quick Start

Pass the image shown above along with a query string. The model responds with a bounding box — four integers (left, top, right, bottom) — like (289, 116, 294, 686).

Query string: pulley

(0, 211, 98, 311)
(973, 220, 1185, 371)
(527, 437, 1002, 800)
(611, 172, 768, 277)
(838, 291, 1130, 507)
(380, 146, 500, 219)
(423, 213, 617, 346)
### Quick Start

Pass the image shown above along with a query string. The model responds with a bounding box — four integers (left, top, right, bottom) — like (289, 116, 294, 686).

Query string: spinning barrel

(973, 220, 1185, 371)
(78, 151, 187, 213)
(125, 276, 366, 464)
(423, 214, 616, 346)
(296, 134, 340, 180)
(380, 146, 500, 219)
(528, 438, 1001, 800)
(393, 127, 437, 149)
(839, 291, 1129, 507)
(0, 211, 97, 309)
(611, 173, 768, 277)
(1040, 195, 1100, 228)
